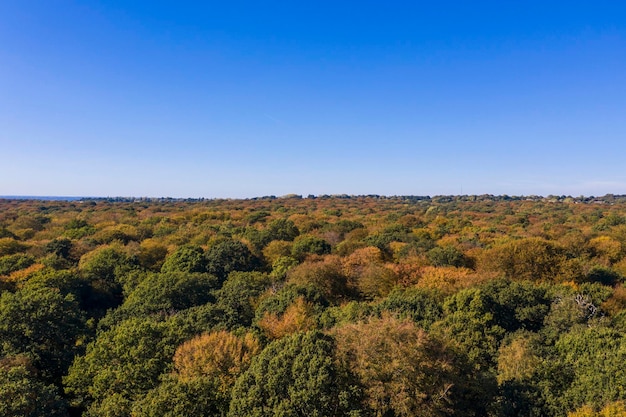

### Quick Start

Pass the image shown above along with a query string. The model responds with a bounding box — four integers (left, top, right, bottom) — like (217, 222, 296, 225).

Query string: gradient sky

(1, 1, 625, 198)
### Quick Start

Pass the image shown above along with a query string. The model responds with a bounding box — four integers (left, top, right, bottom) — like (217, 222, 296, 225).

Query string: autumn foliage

(0, 195, 625, 416)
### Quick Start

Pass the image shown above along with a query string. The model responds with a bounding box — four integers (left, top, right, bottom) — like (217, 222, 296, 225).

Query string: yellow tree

(172, 330, 260, 392)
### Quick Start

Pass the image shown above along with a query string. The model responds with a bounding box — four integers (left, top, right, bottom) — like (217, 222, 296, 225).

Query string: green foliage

(98, 272, 217, 328)
(93, 224, 140, 245)
(0, 253, 35, 275)
(364, 224, 413, 253)
(333, 219, 365, 235)
(228, 331, 360, 417)
(63, 219, 95, 239)
(270, 255, 298, 280)
(585, 266, 622, 286)
(479, 279, 552, 333)
(246, 210, 271, 224)
(286, 260, 352, 303)
(0, 357, 68, 417)
(217, 271, 272, 329)
(131, 377, 227, 417)
(164, 302, 226, 340)
(375, 287, 443, 329)
(206, 239, 260, 282)
(160, 245, 208, 274)
(427, 245, 470, 268)
(4, 197, 626, 417)
(0, 285, 87, 383)
(22, 269, 89, 306)
(556, 326, 626, 411)
(79, 245, 140, 313)
(319, 301, 376, 328)
(291, 235, 332, 260)
(79, 245, 137, 285)
(434, 288, 506, 370)
(64, 316, 186, 415)
(542, 291, 604, 342)
(0, 227, 16, 239)
(265, 218, 300, 242)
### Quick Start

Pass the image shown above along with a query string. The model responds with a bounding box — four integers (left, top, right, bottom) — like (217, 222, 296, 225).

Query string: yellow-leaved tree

(172, 330, 260, 393)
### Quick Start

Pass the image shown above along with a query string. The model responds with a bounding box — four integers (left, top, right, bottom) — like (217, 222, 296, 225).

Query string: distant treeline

(4, 193, 625, 204)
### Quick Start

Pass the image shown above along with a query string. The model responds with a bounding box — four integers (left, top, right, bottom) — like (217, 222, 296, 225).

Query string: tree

(216, 271, 271, 329)
(45, 238, 73, 260)
(130, 377, 226, 417)
(568, 401, 626, 417)
(0, 285, 86, 383)
(228, 331, 360, 417)
(172, 330, 260, 391)
(375, 287, 443, 329)
(258, 296, 317, 339)
(136, 240, 168, 271)
(496, 332, 542, 385)
(78, 245, 139, 313)
(341, 246, 397, 299)
(0, 253, 35, 276)
(160, 245, 208, 274)
(265, 218, 300, 242)
(286, 258, 351, 303)
(64, 317, 185, 416)
(262, 240, 293, 264)
(427, 246, 470, 268)
(332, 314, 488, 417)
(0, 238, 28, 256)
(0, 356, 68, 417)
(206, 240, 259, 282)
(98, 272, 217, 328)
(291, 235, 332, 261)
(270, 256, 299, 280)
(481, 237, 566, 282)
(433, 288, 505, 371)
(555, 326, 626, 411)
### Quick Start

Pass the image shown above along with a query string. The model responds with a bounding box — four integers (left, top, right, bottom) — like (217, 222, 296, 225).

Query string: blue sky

(1, 1, 625, 198)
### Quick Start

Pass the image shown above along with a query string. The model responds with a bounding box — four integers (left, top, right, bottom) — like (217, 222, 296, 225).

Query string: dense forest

(2, 194, 626, 417)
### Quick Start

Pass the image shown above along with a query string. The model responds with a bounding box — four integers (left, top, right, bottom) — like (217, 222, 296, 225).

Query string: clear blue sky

(1, 1, 625, 198)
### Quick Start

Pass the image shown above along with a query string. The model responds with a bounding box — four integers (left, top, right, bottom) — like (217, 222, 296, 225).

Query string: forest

(2, 194, 626, 417)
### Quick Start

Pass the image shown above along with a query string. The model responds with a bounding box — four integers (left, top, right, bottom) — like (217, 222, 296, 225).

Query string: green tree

(0, 253, 35, 276)
(286, 259, 351, 303)
(228, 331, 360, 417)
(98, 272, 217, 328)
(63, 218, 95, 239)
(0, 356, 68, 417)
(375, 287, 443, 329)
(160, 245, 208, 274)
(265, 218, 300, 242)
(79, 245, 139, 313)
(206, 240, 259, 282)
(0, 238, 28, 256)
(291, 235, 332, 261)
(131, 377, 227, 417)
(427, 246, 470, 268)
(0, 285, 86, 383)
(64, 316, 184, 416)
(433, 288, 506, 371)
(217, 271, 272, 329)
(556, 326, 626, 411)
